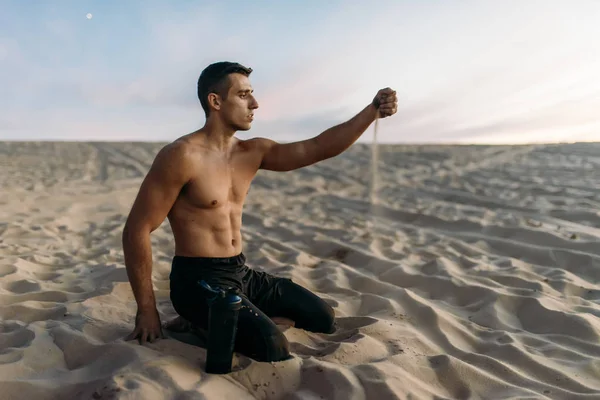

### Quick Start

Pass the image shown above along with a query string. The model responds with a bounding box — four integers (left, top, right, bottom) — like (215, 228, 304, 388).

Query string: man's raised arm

(257, 88, 397, 172)
(122, 142, 192, 344)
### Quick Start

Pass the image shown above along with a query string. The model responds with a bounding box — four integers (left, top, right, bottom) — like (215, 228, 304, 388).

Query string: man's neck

(197, 120, 237, 152)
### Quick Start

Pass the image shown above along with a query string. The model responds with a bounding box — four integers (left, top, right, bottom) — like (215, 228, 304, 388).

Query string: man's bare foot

(163, 316, 192, 333)
(271, 317, 295, 327)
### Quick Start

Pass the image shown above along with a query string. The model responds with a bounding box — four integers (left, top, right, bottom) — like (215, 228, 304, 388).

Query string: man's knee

(300, 285, 336, 333)
(278, 278, 337, 334)
(315, 301, 336, 334)
(255, 332, 291, 363)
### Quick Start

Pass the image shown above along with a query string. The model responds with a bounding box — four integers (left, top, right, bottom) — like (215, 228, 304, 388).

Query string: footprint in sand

(290, 341, 341, 357)
(0, 265, 17, 279)
(0, 349, 24, 364)
(332, 248, 351, 262)
(290, 316, 379, 356)
(0, 322, 35, 349)
(3, 279, 41, 294)
(334, 316, 379, 331)
(0, 301, 67, 323)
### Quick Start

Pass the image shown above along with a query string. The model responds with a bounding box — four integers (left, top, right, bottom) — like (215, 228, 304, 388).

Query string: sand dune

(1, 141, 599, 399)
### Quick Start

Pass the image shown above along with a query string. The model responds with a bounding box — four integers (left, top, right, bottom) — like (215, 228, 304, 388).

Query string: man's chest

(182, 155, 259, 209)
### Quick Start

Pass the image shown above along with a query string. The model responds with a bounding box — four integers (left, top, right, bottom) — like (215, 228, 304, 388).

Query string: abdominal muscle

(167, 202, 244, 258)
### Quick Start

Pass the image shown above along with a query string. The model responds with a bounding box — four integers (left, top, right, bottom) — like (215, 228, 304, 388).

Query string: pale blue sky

(1, 0, 599, 144)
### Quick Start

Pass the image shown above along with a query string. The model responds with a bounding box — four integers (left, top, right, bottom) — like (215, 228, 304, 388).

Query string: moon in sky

(86, 13, 93, 20)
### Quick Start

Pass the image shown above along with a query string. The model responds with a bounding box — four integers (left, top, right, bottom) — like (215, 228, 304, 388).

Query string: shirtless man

(122, 61, 398, 362)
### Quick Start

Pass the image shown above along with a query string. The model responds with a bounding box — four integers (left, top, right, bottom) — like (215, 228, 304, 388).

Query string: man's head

(197, 61, 258, 131)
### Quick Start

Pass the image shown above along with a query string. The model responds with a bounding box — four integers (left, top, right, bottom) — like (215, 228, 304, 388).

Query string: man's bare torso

(166, 135, 261, 258)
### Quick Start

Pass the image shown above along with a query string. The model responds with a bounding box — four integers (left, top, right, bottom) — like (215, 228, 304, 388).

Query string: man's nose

(250, 96, 259, 109)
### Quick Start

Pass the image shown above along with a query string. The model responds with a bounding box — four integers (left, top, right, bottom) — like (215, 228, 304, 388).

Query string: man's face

(220, 73, 259, 131)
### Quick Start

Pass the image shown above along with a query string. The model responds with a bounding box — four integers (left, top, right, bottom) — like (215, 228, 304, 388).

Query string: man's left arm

(257, 88, 397, 172)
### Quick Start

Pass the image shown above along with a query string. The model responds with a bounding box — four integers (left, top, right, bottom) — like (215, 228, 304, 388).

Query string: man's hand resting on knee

(126, 308, 164, 344)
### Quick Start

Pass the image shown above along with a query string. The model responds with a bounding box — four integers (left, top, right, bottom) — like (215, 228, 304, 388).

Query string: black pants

(169, 253, 336, 362)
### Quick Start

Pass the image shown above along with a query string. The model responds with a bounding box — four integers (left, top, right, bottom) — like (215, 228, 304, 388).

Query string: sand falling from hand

(368, 112, 381, 238)
(370, 113, 380, 206)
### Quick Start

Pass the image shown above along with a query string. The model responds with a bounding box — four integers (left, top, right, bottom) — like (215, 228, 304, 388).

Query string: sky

(1, 0, 599, 144)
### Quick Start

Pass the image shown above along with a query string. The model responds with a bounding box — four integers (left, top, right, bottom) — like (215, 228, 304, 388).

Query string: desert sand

(0, 141, 599, 399)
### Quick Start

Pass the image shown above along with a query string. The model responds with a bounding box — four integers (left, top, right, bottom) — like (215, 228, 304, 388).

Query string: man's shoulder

(239, 136, 277, 153)
(153, 138, 197, 168)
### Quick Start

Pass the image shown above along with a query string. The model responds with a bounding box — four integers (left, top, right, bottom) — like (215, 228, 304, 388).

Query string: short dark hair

(197, 61, 253, 117)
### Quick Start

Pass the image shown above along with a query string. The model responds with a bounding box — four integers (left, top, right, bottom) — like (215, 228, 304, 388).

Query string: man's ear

(208, 93, 221, 111)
